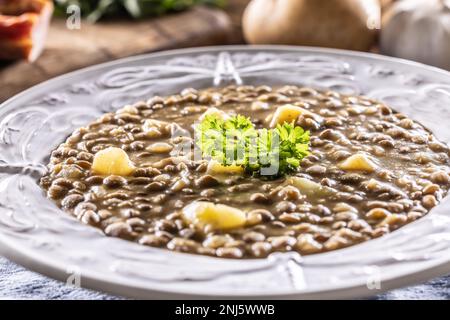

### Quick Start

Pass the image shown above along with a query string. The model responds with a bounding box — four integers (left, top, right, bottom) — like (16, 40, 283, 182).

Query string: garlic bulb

(381, 0, 450, 70)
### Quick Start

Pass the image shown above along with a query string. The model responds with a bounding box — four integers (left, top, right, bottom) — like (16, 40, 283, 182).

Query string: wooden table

(0, 0, 398, 104)
(0, 5, 236, 102)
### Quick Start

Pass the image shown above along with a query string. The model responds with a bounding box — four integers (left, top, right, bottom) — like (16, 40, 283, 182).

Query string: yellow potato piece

(269, 104, 320, 127)
(287, 176, 326, 196)
(182, 201, 246, 230)
(199, 107, 230, 121)
(146, 142, 173, 154)
(207, 160, 244, 175)
(117, 105, 139, 114)
(92, 147, 135, 176)
(338, 154, 377, 172)
(143, 119, 169, 131)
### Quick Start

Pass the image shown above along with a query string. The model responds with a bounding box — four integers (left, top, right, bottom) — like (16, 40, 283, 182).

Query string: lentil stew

(40, 85, 450, 259)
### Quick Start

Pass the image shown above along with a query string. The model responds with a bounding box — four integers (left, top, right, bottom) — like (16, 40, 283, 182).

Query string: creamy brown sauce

(40, 85, 450, 258)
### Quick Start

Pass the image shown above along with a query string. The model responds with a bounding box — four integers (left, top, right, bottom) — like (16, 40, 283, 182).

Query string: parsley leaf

(195, 114, 310, 178)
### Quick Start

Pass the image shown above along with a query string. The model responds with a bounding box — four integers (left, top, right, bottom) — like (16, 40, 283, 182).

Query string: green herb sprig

(54, 0, 226, 22)
(196, 114, 310, 178)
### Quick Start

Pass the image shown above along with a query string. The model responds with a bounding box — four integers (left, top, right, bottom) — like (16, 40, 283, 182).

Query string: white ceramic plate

(1, 45, 450, 299)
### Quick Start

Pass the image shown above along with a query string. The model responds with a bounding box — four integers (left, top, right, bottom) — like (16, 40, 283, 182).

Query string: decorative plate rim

(4, 44, 450, 108)
(1, 45, 450, 299)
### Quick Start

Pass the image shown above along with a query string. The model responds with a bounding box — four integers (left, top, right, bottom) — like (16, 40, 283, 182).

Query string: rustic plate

(1, 46, 450, 299)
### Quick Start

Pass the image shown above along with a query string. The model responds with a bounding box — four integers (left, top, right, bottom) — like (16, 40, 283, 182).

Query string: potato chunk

(146, 142, 173, 154)
(143, 119, 168, 132)
(207, 160, 244, 175)
(287, 176, 327, 196)
(92, 147, 135, 176)
(199, 107, 230, 121)
(182, 201, 246, 230)
(339, 154, 377, 172)
(269, 104, 321, 127)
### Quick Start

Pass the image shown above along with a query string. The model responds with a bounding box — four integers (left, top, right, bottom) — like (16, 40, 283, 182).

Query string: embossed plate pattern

(1, 46, 450, 299)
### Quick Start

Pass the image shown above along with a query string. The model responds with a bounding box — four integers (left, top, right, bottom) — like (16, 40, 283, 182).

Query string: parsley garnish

(195, 114, 310, 177)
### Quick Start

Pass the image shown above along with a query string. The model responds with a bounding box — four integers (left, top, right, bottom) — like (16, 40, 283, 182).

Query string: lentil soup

(40, 85, 450, 259)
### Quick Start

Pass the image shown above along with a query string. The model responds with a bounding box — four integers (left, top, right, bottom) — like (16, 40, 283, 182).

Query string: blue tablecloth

(1, 256, 449, 300)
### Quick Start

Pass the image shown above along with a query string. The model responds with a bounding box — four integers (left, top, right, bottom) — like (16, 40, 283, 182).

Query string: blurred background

(0, 0, 449, 102)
